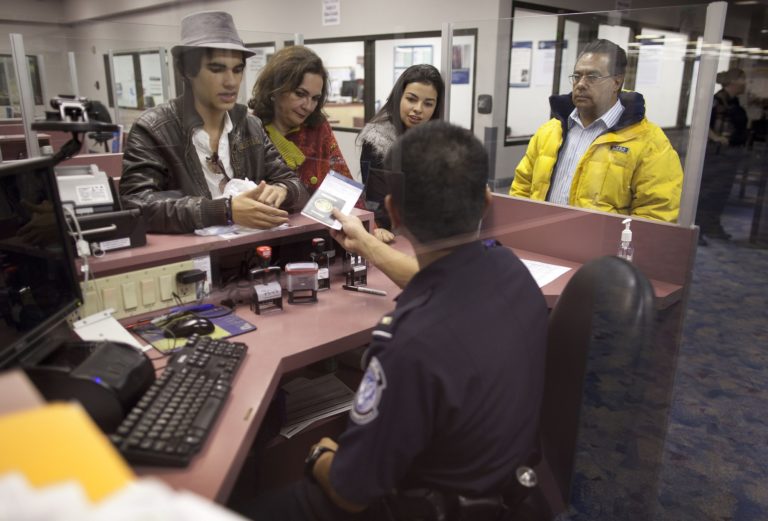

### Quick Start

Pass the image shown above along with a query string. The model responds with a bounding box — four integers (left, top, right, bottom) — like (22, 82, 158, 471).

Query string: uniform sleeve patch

(350, 356, 387, 425)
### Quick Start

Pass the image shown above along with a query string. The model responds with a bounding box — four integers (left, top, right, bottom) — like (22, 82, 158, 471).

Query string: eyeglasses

(569, 73, 615, 85)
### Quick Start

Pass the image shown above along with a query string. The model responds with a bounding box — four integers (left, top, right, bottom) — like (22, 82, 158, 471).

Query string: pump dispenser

(618, 218, 634, 262)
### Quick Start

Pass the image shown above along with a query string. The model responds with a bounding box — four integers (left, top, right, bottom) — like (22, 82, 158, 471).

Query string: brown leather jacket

(120, 93, 308, 233)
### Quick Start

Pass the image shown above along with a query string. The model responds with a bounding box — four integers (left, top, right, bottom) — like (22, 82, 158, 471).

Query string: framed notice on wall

(451, 43, 472, 85)
(509, 41, 532, 87)
(534, 40, 559, 87)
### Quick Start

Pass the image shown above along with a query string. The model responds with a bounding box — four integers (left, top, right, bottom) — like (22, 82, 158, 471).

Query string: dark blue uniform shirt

(329, 240, 548, 506)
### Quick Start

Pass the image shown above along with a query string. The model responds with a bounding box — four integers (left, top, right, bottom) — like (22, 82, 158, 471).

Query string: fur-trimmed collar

(359, 119, 398, 157)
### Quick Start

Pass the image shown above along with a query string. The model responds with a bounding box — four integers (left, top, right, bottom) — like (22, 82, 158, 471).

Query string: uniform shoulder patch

(350, 356, 387, 425)
(371, 315, 395, 341)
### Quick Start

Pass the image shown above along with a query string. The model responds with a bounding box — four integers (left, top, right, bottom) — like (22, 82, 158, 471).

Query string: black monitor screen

(0, 157, 82, 369)
(340, 80, 359, 99)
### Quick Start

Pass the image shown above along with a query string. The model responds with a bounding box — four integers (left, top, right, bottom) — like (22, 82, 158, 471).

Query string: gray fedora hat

(171, 11, 255, 59)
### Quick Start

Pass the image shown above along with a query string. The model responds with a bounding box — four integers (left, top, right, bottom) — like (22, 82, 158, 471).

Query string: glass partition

(1, 5, 766, 520)
(448, 4, 734, 228)
(0, 54, 42, 116)
(372, 31, 477, 131)
(242, 43, 276, 107)
(306, 40, 366, 130)
(2, 22, 293, 155)
(4, 5, 756, 226)
(444, 4, 762, 519)
(104, 49, 168, 111)
(375, 35, 441, 113)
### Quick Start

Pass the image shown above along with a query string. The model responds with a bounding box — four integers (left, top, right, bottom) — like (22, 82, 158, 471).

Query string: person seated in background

(239, 121, 548, 521)
(509, 39, 683, 223)
(358, 64, 445, 242)
(248, 46, 358, 198)
(120, 11, 307, 234)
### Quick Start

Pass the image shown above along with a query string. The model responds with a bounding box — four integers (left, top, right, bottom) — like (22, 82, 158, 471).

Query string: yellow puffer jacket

(509, 92, 682, 223)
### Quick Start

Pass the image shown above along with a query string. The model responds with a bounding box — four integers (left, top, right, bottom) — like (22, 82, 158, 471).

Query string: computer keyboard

(109, 335, 248, 467)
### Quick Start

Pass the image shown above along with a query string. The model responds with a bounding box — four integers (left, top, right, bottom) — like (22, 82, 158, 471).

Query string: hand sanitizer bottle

(618, 218, 634, 262)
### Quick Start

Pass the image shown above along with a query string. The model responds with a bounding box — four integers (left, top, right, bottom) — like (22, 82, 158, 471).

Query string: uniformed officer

(241, 121, 548, 521)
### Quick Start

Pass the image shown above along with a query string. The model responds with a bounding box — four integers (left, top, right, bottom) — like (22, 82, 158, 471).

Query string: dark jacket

(710, 89, 748, 147)
(120, 93, 308, 233)
(359, 119, 397, 229)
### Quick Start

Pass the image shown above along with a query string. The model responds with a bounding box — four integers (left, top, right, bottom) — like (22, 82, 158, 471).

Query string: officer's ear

(384, 195, 401, 230)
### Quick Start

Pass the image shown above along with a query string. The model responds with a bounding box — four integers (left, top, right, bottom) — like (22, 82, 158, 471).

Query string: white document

(521, 259, 571, 288)
(0, 473, 87, 521)
(0, 474, 249, 521)
(73, 309, 148, 351)
(301, 172, 364, 230)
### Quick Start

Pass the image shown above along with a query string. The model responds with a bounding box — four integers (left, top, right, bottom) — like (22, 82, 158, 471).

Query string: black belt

(384, 488, 508, 521)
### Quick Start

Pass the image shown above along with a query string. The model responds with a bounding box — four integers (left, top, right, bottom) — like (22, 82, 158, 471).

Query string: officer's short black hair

(386, 120, 488, 244)
(579, 39, 627, 76)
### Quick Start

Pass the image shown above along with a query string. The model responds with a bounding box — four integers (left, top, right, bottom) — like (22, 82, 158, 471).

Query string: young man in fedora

(120, 11, 308, 233)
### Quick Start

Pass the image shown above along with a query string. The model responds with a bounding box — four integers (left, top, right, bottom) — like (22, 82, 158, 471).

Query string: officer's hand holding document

(301, 172, 364, 230)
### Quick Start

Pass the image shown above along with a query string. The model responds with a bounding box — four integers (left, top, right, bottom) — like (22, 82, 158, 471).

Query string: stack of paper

(280, 373, 355, 439)
(521, 259, 571, 288)
(0, 403, 247, 519)
(0, 474, 248, 520)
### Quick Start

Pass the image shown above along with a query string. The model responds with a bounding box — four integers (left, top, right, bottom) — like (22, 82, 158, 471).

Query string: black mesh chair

(509, 256, 656, 520)
(86, 100, 115, 152)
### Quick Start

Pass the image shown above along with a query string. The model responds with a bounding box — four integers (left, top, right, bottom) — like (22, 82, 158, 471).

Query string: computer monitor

(0, 156, 82, 370)
(340, 80, 360, 99)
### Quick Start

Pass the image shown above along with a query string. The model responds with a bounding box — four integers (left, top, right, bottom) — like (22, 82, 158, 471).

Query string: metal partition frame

(678, 1, 728, 227)
(440, 22, 453, 121)
(10, 33, 40, 158)
(444, 1, 728, 228)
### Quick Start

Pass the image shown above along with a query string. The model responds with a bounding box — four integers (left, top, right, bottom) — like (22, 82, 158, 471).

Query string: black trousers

(235, 478, 392, 521)
(696, 142, 744, 233)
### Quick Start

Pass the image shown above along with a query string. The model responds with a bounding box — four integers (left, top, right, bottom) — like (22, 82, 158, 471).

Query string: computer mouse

(163, 316, 215, 338)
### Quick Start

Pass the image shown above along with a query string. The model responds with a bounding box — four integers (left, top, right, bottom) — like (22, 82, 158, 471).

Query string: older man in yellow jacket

(509, 39, 683, 223)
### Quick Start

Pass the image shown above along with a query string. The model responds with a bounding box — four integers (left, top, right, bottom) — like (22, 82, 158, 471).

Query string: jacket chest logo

(610, 145, 629, 153)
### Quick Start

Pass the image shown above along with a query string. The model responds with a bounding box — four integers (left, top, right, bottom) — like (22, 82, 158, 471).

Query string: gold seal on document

(314, 198, 333, 213)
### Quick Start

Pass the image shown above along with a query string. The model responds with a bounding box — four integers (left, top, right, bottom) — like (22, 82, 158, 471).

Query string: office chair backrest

(87, 100, 113, 124)
(539, 255, 655, 513)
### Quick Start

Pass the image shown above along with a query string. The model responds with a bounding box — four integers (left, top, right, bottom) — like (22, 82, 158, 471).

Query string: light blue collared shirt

(548, 99, 625, 205)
